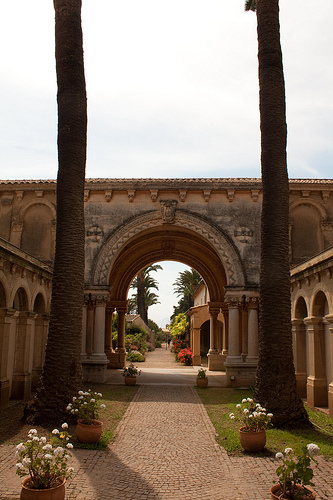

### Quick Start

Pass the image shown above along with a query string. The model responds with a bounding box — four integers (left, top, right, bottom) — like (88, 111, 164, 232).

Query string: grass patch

(195, 387, 333, 459)
(0, 384, 139, 449)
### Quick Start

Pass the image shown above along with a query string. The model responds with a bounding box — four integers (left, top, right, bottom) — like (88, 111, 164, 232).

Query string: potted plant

(177, 347, 193, 366)
(196, 368, 208, 388)
(122, 363, 141, 385)
(270, 444, 319, 499)
(66, 390, 106, 443)
(229, 397, 273, 452)
(15, 424, 74, 499)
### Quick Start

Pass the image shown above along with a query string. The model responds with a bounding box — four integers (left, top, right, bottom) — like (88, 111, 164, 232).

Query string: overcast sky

(1, 1, 332, 326)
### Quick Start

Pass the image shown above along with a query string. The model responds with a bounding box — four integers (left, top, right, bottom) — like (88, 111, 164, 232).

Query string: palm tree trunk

(254, 0, 310, 427)
(24, 0, 87, 424)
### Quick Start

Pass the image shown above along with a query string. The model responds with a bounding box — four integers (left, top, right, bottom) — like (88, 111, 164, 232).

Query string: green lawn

(195, 387, 333, 459)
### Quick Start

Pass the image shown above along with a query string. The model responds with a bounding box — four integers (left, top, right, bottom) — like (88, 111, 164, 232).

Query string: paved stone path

(1, 346, 332, 499)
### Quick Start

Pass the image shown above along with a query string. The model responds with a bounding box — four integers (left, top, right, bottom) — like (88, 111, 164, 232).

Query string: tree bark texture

(254, 0, 309, 427)
(25, 0, 87, 423)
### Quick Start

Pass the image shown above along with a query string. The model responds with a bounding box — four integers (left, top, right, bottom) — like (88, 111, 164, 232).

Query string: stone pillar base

(192, 355, 202, 366)
(11, 373, 31, 400)
(106, 351, 126, 369)
(225, 362, 257, 388)
(208, 353, 225, 371)
(295, 372, 307, 398)
(0, 379, 10, 409)
(307, 376, 328, 408)
(82, 359, 108, 383)
(329, 383, 333, 417)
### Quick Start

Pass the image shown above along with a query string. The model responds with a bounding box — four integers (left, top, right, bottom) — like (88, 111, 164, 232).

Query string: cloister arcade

(0, 178, 333, 414)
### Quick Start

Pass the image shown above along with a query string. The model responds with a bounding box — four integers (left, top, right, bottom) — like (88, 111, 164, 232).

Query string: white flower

(68, 467, 75, 473)
(61, 423, 68, 429)
(248, 414, 253, 419)
(66, 405, 72, 410)
(275, 452, 284, 460)
(78, 391, 84, 396)
(97, 393, 102, 397)
(16, 443, 26, 452)
(285, 447, 293, 455)
(72, 396, 77, 401)
(100, 404, 106, 409)
(16, 462, 24, 469)
(66, 443, 73, 449)
(267, 413, 273, 418)
(90, 398, 95, 403)
(307, 443, 320, 456)
(236, 404, 241, 409)
(22, 457, 31, 466)
(83, 401, 88, 405)
(39, 437, 47, 443)
(243, 408, 249, 414)
(28, 429, 38, 435)
(54, 447, 64, 456)
(65, 454, 71, 460)
(247, 398, 253, 403)
(242, 398, 247, 403)
(52, 429, 59, 435)
(229, 413, 235, 418)
(44, 454, 53, 460)
(43, 444, 53, 451)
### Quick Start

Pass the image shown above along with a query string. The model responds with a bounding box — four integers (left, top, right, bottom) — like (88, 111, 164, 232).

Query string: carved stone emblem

(159, 200, 177, 223)
(86, 225, 104, 242)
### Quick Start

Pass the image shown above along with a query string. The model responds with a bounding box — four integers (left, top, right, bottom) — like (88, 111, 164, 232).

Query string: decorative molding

(203, 190, 211, 202)
(1, 195, 13, 206)
(178, 189, 187, 202)
(104, 190, 112, 203)
(234, 227, 253, 244)
(301, 190, 310, 197)
(159, 200, 177, 223)
(86, 225, 104, 243)
(84, 190, 90, 202)
(322, 190, 330, 204)
(35, 190, 44, 198)
(127, 190, 135, 203)
(227, 190, 235, 203)
(15, 191, 24, 202)
(251, 190, 260, 202)
(150, 189, 158, 202)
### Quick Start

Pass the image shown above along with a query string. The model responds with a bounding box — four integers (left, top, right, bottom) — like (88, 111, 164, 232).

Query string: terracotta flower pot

(21, 477, 65, 500)
(196, 377, 208, 388)
(270, 484, 316, 499)
(239, 427, 266, 452)
(124, 376, 137, 386)
(75, 419, 103, 443)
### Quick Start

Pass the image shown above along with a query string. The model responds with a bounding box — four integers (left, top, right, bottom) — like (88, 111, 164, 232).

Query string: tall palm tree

(247, 0, 309, 427)
(25, 0, 87, 424)
(130, 264, 162, 324)
(173, 269, 203, 310)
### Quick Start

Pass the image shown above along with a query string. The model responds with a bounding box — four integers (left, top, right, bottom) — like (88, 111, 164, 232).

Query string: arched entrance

(82, 208, 259, 386)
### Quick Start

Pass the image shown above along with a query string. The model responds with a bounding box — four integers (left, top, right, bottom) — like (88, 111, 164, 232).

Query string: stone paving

(1, 346, 333, 499)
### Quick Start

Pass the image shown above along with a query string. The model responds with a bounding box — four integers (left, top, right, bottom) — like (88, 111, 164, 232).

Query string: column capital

(304, 316, 323, 326)
(246, 296, 259, 308)
(208, 301, 221, 317)
(224, 296, 242, 308)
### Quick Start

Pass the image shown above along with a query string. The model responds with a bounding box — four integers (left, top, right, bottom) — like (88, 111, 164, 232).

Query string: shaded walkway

(1, 345, 332, 499)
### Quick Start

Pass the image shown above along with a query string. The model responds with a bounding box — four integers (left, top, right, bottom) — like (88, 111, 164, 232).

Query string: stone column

(207, 302, 224, 371)
(325, 315, 333, 417)
(0, 308, 17, 409)
(247, 297, 259, 363)
(221, 304, 229, 355)
(292, 318, 307, 398)
(31, 313, 49, 390)
(91, 295, 109, 361)
(304, 316, 327, 408)
(226, 297, 242, 362)
(105, 307, 115, 352)
(11, 311, 36, 401)
(81, 296, 88, 359)
(116, 304, 127, 354)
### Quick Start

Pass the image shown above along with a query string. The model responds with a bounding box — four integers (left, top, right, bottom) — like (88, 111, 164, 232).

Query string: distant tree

(25, 0, 87, 424)
(247, 0, 310, 427)
(169, 313, 189, 340)
(130, 264, 162, 324)
(171, 268, 203, 321)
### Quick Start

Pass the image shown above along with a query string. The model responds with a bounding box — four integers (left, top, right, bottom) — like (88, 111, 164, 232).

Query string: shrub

(126, 351, 145, 362)
(155, 341, 162, 348)
(178, 348, 193, 365)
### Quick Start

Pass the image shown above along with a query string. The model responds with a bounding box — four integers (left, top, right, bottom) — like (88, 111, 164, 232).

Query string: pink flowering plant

(229, 397, 273, 432)
(177, 347, 193, 365)
(66, 390, 106, 425)
(15, 424, 74, 490)
(122, 362, 141, 377)
(273, 444, 320, 499)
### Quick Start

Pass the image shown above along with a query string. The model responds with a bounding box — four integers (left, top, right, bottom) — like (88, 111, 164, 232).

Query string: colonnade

(0, 308, 49, 409)
(189, 293, 259, 386)
(292, 314, 333, 415)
